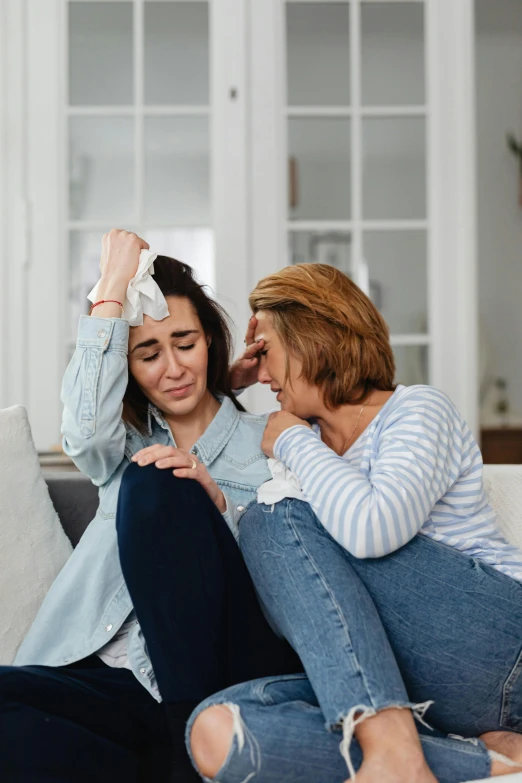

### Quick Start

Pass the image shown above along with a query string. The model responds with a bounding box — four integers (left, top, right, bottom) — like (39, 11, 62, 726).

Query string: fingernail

(138, 460, 146, 466)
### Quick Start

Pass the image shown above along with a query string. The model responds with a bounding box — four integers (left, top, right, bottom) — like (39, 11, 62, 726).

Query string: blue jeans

(187, 499, 522, 782)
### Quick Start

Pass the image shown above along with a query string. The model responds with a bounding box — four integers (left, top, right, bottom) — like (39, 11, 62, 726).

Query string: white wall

(476, 0, 522, 421)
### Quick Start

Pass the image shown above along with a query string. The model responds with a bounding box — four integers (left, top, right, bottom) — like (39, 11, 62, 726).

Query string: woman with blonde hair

(188, 263, 522, 783)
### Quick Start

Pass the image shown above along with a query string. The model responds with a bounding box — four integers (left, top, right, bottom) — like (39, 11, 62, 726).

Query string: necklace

(338, 404, 365, 456)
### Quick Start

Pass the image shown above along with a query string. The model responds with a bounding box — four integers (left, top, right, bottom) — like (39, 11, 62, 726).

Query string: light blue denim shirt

(15, 316, 271, 701)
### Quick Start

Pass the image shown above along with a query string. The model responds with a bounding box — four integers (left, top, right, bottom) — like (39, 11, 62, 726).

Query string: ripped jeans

(186, 499, 522, 782)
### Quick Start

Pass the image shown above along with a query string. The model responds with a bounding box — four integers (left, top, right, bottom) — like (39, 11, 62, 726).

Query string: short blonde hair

(249, 264, 396, 408)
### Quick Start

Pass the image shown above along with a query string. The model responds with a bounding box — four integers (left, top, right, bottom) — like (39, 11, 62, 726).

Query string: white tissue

(88, 249, 170, 327)
(257, 458, 304, 505)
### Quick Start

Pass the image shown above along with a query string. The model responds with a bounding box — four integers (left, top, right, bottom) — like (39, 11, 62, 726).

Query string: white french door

(248, 0, 479, 431)
(11, 0, 250, 450)
(0, 0, 478, 448)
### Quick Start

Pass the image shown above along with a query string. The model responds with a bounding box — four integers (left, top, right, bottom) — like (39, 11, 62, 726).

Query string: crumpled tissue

(257, 458, 304, 505)
(88, 249, 170, 327)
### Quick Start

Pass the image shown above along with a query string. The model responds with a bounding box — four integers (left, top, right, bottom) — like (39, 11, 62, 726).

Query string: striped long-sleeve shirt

(273, 384, 522, 581)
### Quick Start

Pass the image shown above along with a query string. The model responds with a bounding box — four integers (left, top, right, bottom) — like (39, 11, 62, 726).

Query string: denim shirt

(15, 316, 271, 701)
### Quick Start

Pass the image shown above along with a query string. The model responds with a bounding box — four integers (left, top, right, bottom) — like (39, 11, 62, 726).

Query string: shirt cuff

(274, 424, 319, 462)
(221, 493, 240, 541)
(76, 315, 129, 353)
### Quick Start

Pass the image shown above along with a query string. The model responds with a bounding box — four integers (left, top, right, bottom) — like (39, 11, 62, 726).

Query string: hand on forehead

(253, 310, 271, 342)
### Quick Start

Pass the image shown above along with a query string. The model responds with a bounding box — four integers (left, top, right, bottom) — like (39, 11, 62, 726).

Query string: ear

(206, 335, 212, 348)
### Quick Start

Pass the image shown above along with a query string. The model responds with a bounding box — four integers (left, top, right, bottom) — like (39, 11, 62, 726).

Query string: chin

(158, 391, 198, 418)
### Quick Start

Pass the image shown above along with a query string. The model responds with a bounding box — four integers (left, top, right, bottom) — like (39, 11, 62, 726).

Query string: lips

(164, 383, 193, 397)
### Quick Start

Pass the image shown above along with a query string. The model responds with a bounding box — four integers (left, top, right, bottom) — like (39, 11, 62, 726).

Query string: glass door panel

(289, 230, 353, 275)
(364, 230, 427, 335)
(393, 345, 429, 387)
(69, 2, 134, 106)
(142, 228, 215, 290)
(362, 117, 426, 220)
(361, 2, 425, 106)
(144, 2, 209, 105)
(288, 118, 351, 221)
(144, 116, 210, 224)
(69, 117, 135, 222)
(286, 2, 351, 106)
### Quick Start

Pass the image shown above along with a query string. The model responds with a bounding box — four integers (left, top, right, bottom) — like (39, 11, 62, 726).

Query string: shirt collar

(146, 395, 240, 465)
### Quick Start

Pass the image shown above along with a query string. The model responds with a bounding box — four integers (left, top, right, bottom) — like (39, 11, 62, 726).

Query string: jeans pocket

(501, 646, 522, 730)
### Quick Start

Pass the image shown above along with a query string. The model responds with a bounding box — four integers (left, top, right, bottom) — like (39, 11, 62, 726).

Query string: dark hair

(123, 255, 244, 432)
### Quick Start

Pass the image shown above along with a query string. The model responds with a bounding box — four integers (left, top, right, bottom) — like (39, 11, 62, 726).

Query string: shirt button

(105, 624, 113, 632)
(140, 668, 147, 675)
(97, 329, 107, 338)
(135, 620, 139, 625)
(191, 447, 198, 455)
(237, 505, 245, 513)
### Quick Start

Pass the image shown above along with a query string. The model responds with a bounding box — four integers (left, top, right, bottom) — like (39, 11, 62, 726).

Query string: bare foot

(480, 730, 522, 776)
(348, 708, 438, 783)
(344, 751, 437, 783)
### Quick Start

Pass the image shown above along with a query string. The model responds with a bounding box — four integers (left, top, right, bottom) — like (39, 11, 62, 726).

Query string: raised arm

(273, 389, 468, 558)
(61, 229, 149, 485)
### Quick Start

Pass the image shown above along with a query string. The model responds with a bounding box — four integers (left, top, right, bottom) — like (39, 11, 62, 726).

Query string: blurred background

(0, 0, 521, 464)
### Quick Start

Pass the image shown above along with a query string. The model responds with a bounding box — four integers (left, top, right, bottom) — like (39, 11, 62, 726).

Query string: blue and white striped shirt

(274, 384, 522, 580)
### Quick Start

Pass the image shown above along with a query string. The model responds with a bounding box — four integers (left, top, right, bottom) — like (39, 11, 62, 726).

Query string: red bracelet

(90, 300, 124, 314)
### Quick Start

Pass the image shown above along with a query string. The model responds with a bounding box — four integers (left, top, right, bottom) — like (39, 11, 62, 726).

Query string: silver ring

(190, 459, 197, 470)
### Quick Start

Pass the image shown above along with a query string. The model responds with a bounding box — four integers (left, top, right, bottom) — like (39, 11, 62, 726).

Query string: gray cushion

(43, 472, 99, 548)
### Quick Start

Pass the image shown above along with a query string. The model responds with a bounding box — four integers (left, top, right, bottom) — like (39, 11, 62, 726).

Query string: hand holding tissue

(88, 249, 170, 327)
(257, 459, 304, 505)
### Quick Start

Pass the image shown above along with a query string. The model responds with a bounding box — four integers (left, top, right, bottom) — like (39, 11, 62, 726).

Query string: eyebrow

(131, 330, 199, 354)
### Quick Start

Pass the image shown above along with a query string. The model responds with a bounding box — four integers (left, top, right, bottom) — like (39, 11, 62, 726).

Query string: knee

(119, 460, 207, 509)
(117, 461, 199, 534)
(119, 460, 171, 500)
(190, 704, 235, 779)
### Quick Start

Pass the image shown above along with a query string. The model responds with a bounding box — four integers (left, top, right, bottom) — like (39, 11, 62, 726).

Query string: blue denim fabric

(186, 675, 490, 783)
(187, 499, 522, 781)
(14, 316, 271, 701)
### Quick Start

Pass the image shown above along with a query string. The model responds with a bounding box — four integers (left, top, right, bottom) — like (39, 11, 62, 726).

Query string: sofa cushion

(44, 472, 99, 547)
(0, 406, 72, 664)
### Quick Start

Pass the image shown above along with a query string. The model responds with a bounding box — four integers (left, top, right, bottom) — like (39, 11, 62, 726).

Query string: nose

(257, 358, 272, 385)
(165, 350, 185, 379)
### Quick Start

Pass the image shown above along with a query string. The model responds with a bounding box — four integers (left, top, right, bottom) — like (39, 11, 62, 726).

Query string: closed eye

(141, 343, 195, 362)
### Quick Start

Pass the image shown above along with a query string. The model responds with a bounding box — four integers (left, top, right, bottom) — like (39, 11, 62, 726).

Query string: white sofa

(1, 401, 521, 782)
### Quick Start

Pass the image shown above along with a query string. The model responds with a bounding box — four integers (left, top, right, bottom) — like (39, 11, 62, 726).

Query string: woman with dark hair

(1, 230, 298, 783)
(189, 263, 522, 783)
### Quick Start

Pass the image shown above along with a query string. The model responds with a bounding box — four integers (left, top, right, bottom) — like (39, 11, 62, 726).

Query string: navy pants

(0, 464, 299, 783)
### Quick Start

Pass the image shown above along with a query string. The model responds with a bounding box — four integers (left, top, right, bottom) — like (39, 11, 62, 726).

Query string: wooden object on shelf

(480, 427, 522, 464)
